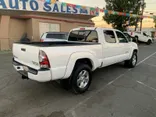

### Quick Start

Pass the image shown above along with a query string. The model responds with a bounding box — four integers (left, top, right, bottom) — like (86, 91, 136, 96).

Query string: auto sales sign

(0, 0, 99, 16)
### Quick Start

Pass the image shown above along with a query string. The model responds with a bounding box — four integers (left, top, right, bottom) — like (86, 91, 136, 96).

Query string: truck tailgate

(13, 43, 40, 70)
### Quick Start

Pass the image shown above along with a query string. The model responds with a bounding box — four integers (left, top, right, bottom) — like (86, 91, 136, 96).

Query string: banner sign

(0, 0, 155, 19)
(0, 0, 99, 16)
(100, 9, 155, 19)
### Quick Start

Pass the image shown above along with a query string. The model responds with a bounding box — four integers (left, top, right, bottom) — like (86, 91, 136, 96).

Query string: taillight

(40, 39, 44, 42)
(80, 28, 85, 30)
(39, 50, 50, 69)
(131, 32, 133, 36)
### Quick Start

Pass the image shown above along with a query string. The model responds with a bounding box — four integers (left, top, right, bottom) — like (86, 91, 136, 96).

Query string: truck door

(102, 30, 121, 67)
(115, 31, 131, 60)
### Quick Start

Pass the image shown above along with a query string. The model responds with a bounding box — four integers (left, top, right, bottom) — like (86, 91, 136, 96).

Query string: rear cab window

(68, 30, 98, 43)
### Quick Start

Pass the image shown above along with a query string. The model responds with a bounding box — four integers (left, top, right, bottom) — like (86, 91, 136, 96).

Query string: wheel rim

(132, 54, 137, 66)
(77, 70, 89, 89)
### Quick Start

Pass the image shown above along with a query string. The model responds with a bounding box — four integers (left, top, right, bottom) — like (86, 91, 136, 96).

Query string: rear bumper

(13, 59, 52, 82)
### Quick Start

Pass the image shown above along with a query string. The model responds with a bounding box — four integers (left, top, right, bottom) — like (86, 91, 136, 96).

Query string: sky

(145, 0, 156, 13)
(60, 0, 156, 28)
(60, 0, 156, 13)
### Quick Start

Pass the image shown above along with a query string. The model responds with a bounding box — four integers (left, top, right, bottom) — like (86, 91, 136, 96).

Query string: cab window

(104, 30, 116, 43)
(116, 31, 128, 43)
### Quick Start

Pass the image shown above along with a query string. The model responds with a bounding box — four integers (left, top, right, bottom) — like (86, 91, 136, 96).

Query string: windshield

(124, 33, 131, 41)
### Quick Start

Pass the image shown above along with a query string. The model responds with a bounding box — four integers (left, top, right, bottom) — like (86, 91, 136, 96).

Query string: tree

(140, 0, 146, 31)
(104, 0, 145, 31)
(153, 16, 156, 39)
(153, 16, 156, 29)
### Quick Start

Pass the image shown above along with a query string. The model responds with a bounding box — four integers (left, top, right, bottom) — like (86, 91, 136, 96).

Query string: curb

(0, 51, 12, 54)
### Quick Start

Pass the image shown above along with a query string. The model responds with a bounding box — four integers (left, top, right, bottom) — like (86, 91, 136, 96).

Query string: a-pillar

(0, 15, 10, 51)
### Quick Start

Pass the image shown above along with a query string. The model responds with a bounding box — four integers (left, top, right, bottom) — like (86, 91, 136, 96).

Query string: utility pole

(135, 3, 141, 31)
(140, 0, 145, 31)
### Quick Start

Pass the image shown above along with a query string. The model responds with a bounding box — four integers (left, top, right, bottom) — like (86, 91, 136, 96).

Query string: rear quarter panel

(41, 44, 102, 80)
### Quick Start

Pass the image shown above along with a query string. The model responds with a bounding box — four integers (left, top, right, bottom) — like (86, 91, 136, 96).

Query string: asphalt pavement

(0, 43, 156, 117)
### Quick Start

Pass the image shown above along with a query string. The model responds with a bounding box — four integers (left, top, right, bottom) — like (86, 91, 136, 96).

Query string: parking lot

(0, 43, 156, 117)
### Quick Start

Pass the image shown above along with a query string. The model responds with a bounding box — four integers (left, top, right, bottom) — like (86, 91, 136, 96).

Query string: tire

(70, 63, 92, 94)
(147, 40, 152, 45)
(125, 51, 138, 68)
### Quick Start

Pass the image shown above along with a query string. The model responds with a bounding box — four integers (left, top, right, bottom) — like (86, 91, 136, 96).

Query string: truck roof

(72, 27, 119, 31)
(45, 32, 68, 34)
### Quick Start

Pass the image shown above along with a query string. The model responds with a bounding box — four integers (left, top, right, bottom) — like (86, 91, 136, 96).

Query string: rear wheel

(125, 51, 138, 68)
(147, 40, 152, 45)
(70, 63, 92, 94)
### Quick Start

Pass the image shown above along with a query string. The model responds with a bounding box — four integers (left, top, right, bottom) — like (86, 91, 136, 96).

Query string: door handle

(21, 48, 26, 52)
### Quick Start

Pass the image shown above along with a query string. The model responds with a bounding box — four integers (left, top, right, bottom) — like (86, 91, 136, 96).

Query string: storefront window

(39, 22, 60, 37)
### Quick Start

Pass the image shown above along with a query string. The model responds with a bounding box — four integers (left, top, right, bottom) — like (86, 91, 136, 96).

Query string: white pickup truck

(13, 27, 138, 94)
(127, 31, 153, 45)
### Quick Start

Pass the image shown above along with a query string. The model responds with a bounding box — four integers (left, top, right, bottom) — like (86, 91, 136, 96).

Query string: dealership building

(0, 0, 98, 50)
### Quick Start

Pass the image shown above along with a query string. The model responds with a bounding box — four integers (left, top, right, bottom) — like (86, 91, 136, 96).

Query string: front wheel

(70, 64, 92, 94)
(125, 51, 138, 68)
(147, 40, 152, 45)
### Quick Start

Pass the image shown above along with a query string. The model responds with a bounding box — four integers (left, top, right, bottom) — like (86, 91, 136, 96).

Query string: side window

(116, 31, 128, 43)
(104, 30, 116, 43)
(86, 31, 98, 43)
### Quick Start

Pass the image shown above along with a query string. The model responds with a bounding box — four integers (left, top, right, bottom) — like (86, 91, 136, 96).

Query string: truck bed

(15, 41, 99, 47)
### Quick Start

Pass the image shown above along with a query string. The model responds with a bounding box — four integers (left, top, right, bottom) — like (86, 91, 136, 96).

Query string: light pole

(135, 2, 142, 31)
(140, 0, 145, 31)
(127, 11, 133, 31)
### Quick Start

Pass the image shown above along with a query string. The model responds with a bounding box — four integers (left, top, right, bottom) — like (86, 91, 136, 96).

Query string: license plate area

(18, 66, 29, 77)
(23, 66, 29, 72)
(19, 70, 28, 77)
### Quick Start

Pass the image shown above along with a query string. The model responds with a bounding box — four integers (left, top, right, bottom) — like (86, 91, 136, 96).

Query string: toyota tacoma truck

(13, 27, 138, 94)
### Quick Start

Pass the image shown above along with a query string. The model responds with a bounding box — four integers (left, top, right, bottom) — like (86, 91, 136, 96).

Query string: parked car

(127, 31, 153, 45)
(40, 32, 68, 42)
(13, 27, 138, 94)
(20, 33, 31, 43)
(123, 32, 138, 43)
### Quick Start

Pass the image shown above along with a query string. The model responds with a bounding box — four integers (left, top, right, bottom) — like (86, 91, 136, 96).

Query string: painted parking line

(63, 74, 125, 117)
(63, 51, 156, 117)
(143, 62, 156, 68)
(136, 81, 156, 92)
(0, 51, 11, 55)
(137, 52, 156, 66)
